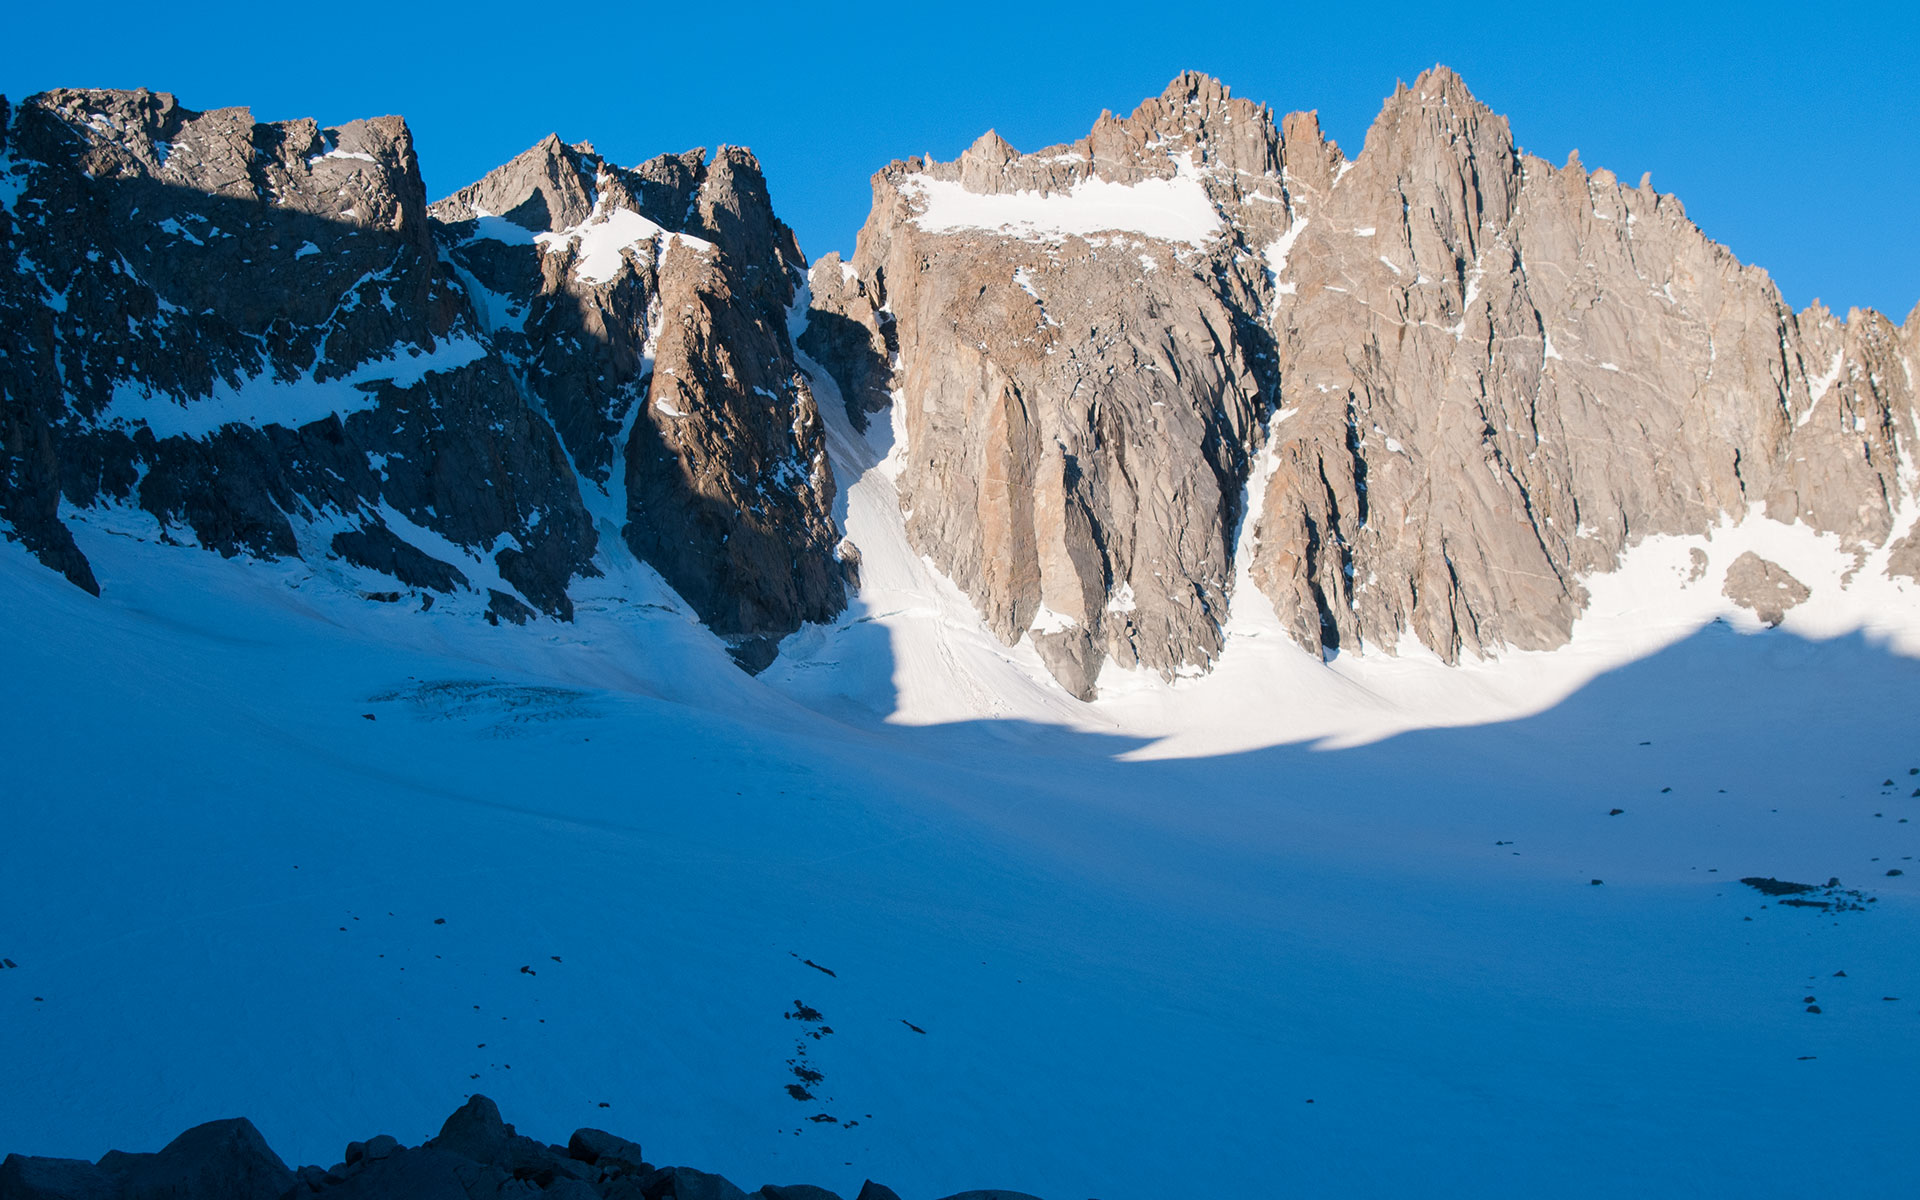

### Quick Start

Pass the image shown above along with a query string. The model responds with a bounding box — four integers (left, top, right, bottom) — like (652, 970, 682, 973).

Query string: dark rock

(566, 1128, 644, 1171)
(430, 1095, 512, 1164)
(0, 1154, 119, 1200)
(432, 137, 846, 656)
(299, 1146, 474, 1200)
(119, 1117, 293, 1200)
(293, 1164, 330, 1191)
(853, 1185, 904, 1200)
(759, 1186, 845, 1200)
(91, 1150, 154, 1179)
(1739, 877, 1819, 896)
(725, 637, 781, 675)
(360, 1136, 399, 1162)
(639, 1166, 751, 1200)
(932, 1192, 1050, 1200)
(0, 89, 597, 616)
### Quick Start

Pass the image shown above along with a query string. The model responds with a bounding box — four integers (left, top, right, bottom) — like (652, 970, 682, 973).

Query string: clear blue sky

(5, 1, 1914, 319)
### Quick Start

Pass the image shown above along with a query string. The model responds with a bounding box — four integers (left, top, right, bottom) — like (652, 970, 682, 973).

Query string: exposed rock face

(813, 69, 1920, 695)
(0, 1097, 1026, 1200)
(0, 88, 594, 622)
(1, 88, 845, 658)
(1721, 552, 1811, 626)
(429, 135, 844, 658)
(798, 253, 895, 429)
(822, 73, 1285, 698)
(1250, 68, 1919, 662)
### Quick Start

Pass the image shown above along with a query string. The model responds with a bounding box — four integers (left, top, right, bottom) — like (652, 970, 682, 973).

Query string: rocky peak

(812, 73, 1280, 697)
(4, 88, 847, 664)
(430, 134, 843, 662)
(0, 86, 596, 623)
(1087, 69, 1282, 180)
(1339, 66, 1519, 263)
(810, 67, 1920, 697)
(432, 132, 600, 234)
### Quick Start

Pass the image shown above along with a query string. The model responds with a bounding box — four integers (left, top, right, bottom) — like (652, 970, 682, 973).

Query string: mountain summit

(2, 71, 1915, 695)
(804, 68, 1919, 695)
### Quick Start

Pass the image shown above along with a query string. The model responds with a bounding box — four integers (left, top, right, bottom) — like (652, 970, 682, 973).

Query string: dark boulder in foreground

(0, 1097, 1046, 1200)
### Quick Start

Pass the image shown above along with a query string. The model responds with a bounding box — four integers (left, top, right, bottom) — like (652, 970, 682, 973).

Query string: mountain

(5, 73, 1916, 694)
(806, 69, 1920, 697)
(0, 88, 842, 664)
(4, 69, 1920, 1200)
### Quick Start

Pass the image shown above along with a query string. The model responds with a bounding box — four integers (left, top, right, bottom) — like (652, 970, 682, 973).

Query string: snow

(535, 207, 714, 285)
(467, 211, 541, 247)
(1263, 218, 1307, 295)
(538, 208, 662, 283)
(900, 156, 1222, 247)
(1027, 602, 1078, 635)
(100, 337, 489, 440)
(1799, 351, 1847, 427)
(156, 217, 204, 246)
(10, 466, 1920, 1199)
(309, 148, 379, 166)
(0, 152, 25, 216)
(5, 309, 1920, 1198)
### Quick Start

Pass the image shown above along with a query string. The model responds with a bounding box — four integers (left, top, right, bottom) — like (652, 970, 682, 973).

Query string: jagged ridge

(0, 1094, 1040, 1200)
(0, 88, 846, 658)
(805, 68, 1920, 696)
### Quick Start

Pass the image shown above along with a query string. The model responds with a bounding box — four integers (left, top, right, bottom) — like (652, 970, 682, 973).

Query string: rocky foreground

(0, 1096, 1041, 1200)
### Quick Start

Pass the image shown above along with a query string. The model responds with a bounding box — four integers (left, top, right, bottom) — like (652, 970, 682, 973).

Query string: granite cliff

(806, 69, 1919, 697)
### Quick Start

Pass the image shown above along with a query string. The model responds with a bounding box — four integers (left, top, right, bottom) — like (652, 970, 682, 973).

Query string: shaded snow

(4, 301, 1920, 1200)
(101, 337, 489, 440)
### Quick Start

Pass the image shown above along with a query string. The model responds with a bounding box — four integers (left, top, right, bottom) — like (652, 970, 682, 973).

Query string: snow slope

(5, 437, 1920, 1199)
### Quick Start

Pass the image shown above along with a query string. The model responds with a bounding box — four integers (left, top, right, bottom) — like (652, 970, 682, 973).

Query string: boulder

(119, 1118, 293, 1200)
(0, 1154, 119, 1200)
(1721, 552, 1812, 626)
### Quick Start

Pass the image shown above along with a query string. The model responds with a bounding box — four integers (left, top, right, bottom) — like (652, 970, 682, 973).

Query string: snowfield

(899, 153, 1223, 248)
(4, 378, 1920, 1196)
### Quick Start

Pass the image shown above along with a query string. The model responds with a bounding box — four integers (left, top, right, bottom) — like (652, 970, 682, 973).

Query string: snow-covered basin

(4, 473, 1920, 1199)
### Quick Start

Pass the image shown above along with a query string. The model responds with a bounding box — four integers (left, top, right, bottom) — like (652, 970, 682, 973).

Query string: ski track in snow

(5, 389, 1920, 1195)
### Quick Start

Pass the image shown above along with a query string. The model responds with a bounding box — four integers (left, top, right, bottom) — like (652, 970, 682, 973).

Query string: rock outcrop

(0, 1096, 1037, 1200)
(0, 89, 846, 661)
(0, 88, 594, 623)
(1721, 552, 1811, 626)
(1250, 68, 1918, 661)
(812, 73, 1286, 697)
(809, 69, 1920, 695)
(431, 137, 844, 659)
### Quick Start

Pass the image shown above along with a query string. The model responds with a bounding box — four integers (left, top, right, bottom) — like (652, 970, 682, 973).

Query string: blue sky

(4, 1, 1914, 318)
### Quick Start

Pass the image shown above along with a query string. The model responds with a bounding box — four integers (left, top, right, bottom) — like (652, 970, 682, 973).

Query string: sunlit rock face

(811, 69, 1920, 696)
